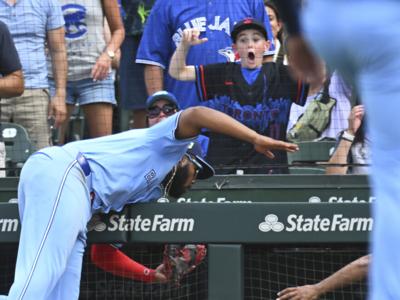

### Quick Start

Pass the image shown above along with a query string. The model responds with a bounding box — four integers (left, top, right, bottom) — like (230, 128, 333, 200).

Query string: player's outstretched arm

(276, 254, 370, 300)
(177, 107, 298, 159)
(169, 28, 208, 81)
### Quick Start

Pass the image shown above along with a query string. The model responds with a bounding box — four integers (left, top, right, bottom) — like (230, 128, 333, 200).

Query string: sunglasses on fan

(147, 104, 177, 119)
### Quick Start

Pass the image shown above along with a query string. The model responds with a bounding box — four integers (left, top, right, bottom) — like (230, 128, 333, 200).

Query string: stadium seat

(287, 140, 336, 174)
(0, 122, 35, 175)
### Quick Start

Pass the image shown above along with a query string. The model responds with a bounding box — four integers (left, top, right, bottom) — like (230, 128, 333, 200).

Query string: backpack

(287, 75, 336, 142)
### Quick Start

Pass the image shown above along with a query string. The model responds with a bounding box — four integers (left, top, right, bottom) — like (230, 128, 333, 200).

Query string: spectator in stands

(135, 0, 274, 110)
(326, 104, 370, 175)
(91, 91, 207, 284)
(263, 0, 286, 64)
(51, 0, 125, 144)
(277, 255, 370, 300)
(0, 20, 24, 178)
(169, 20, 309, 174)
(119, 0, 154, 130)
(287, 70, 352, 141)
(0, 0, 67, 150)
(0, 21, 23, 98)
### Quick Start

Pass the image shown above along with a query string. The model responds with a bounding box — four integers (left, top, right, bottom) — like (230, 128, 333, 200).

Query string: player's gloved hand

(162, 244, 207, 286)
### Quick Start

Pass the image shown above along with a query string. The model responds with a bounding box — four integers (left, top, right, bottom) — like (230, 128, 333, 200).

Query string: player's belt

(76, 152, 91, 176)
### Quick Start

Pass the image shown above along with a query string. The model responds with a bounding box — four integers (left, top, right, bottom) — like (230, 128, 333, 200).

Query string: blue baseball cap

(146, 91, 180, 109)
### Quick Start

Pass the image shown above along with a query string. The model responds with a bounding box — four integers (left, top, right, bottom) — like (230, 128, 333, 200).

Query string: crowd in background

(0, 1, 372, 298)
(0, 0, 369, 177)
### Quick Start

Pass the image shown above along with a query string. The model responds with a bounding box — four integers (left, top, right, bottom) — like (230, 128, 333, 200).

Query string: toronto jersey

(195, 62, 309, 173)
(136, 0, 274, 109)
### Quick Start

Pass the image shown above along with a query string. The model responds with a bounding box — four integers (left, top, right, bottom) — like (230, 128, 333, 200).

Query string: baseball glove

(162, 244, 207, 286)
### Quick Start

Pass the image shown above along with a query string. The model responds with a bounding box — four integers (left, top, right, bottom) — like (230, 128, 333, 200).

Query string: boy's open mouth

(247, 51, 255, 62)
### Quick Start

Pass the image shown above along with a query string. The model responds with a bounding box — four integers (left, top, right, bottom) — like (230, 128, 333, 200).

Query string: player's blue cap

(146, 91, 180, 109)
(231, 18, 268, 42)
(186, 142, 215, 180)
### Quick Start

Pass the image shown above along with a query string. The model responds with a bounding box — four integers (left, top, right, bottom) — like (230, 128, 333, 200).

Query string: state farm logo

(258, 214, 284, 232)
(307, 195, 376, 203)
(308, 196, 321, 203)
(88, 214, 195, 232)
(0, 218, 19, 232)
(87, 215, 107, 232)
(157, 197, 170, 203)
(258, 214, 373, 232)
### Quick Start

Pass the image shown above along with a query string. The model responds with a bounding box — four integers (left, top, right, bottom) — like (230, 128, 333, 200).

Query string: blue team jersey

(136, 0, 274, 109)
(63, 112, 194, 213)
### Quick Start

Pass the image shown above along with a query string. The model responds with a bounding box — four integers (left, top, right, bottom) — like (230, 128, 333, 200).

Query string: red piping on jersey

(199, 65, 207, 99)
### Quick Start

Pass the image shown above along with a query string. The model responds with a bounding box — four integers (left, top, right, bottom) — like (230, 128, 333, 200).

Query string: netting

(80, 244, 208, 300)
(0, 244, 208, 300)
(0, 244, 368, 299)
(245, 245, 368, 300)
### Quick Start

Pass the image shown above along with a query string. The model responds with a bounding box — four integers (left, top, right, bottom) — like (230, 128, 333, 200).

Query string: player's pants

(303, 1, 400, 299)
(1, 147, 92, 300)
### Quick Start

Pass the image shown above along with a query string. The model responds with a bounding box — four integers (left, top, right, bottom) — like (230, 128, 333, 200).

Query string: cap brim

(231, 24, 268, 42)
(193, 155, 215, 179)
(146, 94, 180, 109)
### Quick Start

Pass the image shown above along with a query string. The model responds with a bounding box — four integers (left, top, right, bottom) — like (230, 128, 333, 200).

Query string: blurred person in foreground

(275, 0, 400, 298)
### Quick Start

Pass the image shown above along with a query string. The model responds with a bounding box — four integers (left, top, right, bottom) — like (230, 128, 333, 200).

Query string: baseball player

(169, 19, 309, 174)
(1, 106, 298, 299)
(90, 91, 207, 285)
(274, 0, 400, 299)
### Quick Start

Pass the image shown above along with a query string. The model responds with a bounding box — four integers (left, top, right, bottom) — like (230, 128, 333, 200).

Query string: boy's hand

(181, 28, 208, 47)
